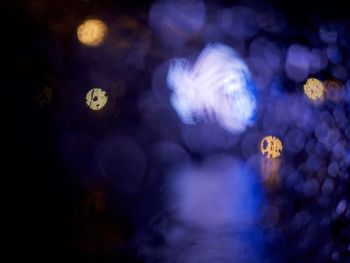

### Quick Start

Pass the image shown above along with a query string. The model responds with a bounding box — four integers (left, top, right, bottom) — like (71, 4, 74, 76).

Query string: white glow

(167, 43, 256, 133)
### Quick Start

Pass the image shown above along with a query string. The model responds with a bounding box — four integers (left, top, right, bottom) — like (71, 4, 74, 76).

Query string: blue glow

(168, 155, 262, 228)
(167, 43, 257, 133)
(149, 0, 206, 47)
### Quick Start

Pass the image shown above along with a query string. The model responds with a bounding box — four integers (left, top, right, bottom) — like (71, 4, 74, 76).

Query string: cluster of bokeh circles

(46, 0, 350, 261)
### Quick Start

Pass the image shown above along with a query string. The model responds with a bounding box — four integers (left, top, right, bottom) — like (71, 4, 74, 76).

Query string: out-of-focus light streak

(85, 88, 108, 111)
(167, 43, 256, 133)
(77, 19, 108, 47)
(260, 157, 280, 189)
(260, 135, 283, 159)
(303, 78, 324, 102)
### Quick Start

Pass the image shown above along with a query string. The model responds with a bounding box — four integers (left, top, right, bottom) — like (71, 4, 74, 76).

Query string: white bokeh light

(167, 43, 257, 133)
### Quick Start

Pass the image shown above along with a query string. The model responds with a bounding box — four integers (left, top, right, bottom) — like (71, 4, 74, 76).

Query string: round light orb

(77, 19, 108, 47)
(85, 88, 108, 111)
(303, 78, 324, 101)
(260, 136, 283, 159)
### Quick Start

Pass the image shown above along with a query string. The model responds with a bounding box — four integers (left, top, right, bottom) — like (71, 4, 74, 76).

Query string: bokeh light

(285, 44, 310, 82)
(260, 135, 283, 159)
(324, 79, 344, 102)
(303, 78, 324, 102)
(167, 42, 256, 133)
(77, 18, 108, 47)
(149, 0, 206, 47)
(319, 23, 338, 44)
(167, 154, 261, 228)
(85, 88, 108, 111)
(260, 157, 280, 188)
(20, 0, 350, 262)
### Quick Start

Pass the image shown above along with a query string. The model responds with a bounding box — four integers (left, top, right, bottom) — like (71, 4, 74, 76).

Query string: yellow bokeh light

(77, 19, 108, 47)
(260, 136, 283, 159)
(303, 78, 324, 101)
(85, 88, 108, 111)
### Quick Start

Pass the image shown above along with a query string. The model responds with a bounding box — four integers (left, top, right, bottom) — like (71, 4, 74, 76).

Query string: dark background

(7, 0, 350, 262)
